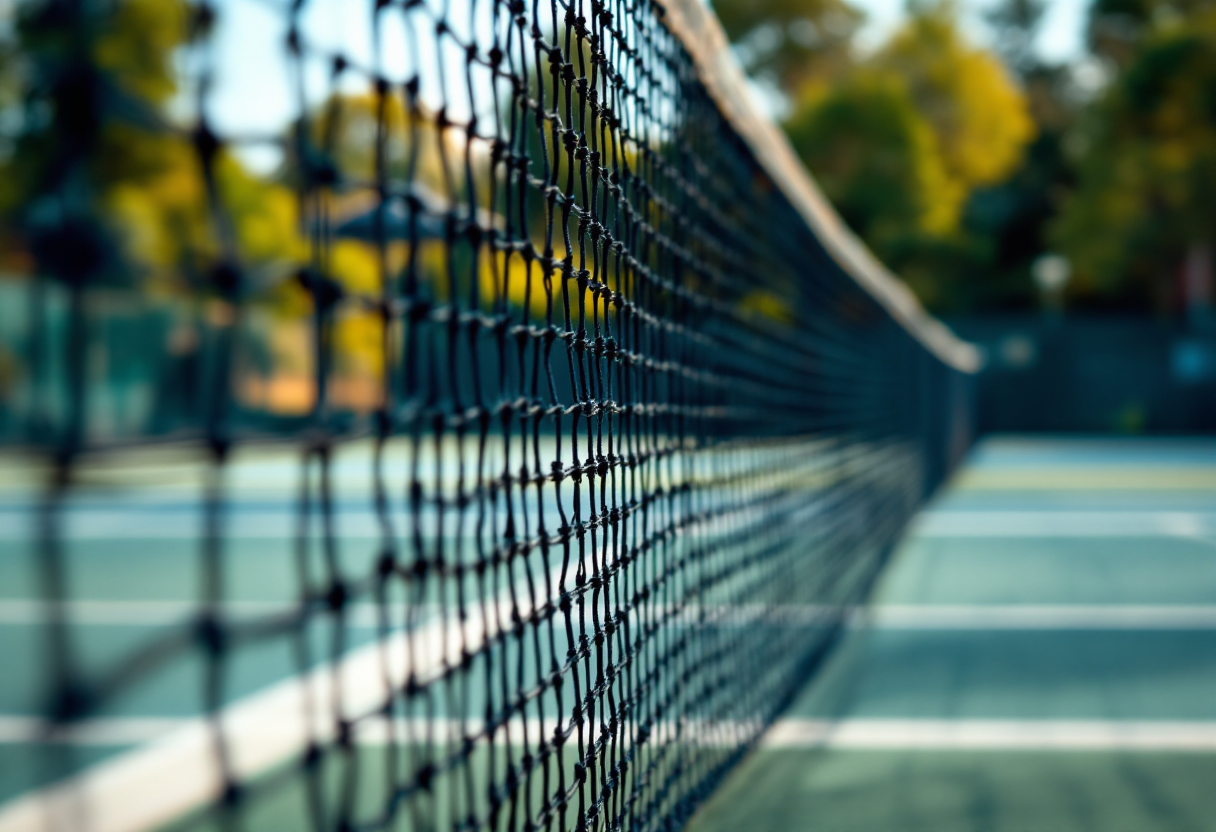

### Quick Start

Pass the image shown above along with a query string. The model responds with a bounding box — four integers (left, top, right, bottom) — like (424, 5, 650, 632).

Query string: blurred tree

(0, 0, 407, 421)
(782, 2, 1033, 312)
(712, 0, 863, 95)
(873, 3, 1034, 194)
(949, 0, 1082, 311)
(1087, 0, 1216, 67)
(1053, 5, 1216, 314)
(984, 0, 1047, 77)
(0, 0, 302, 292)
(1086, 0, 1155, 66)
(785, 73, 962, 244)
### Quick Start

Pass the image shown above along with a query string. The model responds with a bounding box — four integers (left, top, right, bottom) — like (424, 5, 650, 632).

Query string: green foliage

(1053, 7, 1216, 305)
(712, 0, 1216, 314)
(872, 4, 1035, 193)
(712, 0, 861, 94)
(1087, 0, 1216, 65)
(0, 0, 301, 291)
(785, 72, 962, 242)
(780, 2, 1034, 313)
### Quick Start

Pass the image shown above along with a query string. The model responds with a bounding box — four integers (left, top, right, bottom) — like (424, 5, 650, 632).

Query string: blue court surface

(3, 437, 1215, 831)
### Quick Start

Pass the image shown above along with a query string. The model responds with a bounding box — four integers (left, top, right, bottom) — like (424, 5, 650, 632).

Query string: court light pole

(1032, 253, 1071, 318)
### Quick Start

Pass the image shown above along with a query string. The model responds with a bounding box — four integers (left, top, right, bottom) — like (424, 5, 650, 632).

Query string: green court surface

(4, 437, 1216, 830)
(686, 751, 1216, 832)
(686, 437, 1216, 832)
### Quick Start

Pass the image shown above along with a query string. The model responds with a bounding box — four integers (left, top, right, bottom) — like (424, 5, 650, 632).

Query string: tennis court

(0, 435, 924, 831)
(6, 436, 1215, 830)
(686, 436, 1216, 832)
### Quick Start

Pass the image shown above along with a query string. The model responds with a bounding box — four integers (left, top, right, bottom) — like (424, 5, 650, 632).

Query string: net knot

(48, 680, 92, 724)
(377, 550, 396, 578)
(326, 581, 347, 612)
(196, 614, 226, 656)
(296, 267, 344, 312)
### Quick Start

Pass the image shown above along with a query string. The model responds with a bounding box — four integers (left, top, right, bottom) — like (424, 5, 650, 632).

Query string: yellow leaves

(480, 246, 544, 317)
(104, 136, 209, 274)
(217, 158, 304, 269)
(948, 50, 1035, 185)
(104, 138, 306, 288)
(1155, 139, 1190, 174)
(912, 129, 967, 236)
(93, 0, 188, 105)
(332, 307, 384, 382)
(329, 240, 381, 296)
(781, 0, 1037, 300)
(477, 243, 605, 323)
(310, 89, 448, 194)
(877, 6, 1035, 190)
(786, 70, 967, 241)
(739, 290, 795, 326)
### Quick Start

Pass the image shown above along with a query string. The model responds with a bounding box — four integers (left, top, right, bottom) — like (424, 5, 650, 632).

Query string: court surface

(3, 437, 1215, 831)
(686, 436, 1216, 832)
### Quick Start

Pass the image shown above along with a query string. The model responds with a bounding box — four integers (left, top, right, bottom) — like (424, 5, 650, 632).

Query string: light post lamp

(1032, 253, 1071, 318)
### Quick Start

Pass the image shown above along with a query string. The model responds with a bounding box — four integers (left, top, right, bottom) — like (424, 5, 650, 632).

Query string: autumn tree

(781, 2, 1033, 309)
(872, 5, 1035, 200)
(785, 73, 961, 247)
(0, 0, 306, 292)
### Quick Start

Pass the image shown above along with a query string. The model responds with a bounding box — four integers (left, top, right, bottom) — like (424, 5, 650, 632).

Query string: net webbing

(0, 0, 972, 830)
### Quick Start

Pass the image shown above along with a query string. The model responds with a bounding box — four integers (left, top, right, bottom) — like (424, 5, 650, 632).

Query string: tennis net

(0, 0, 976, 830)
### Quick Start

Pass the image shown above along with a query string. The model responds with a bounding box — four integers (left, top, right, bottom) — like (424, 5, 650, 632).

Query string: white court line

(0, 716, 681, 748)
(0, 570, 540, 831)
(0, 490, 833, 832)
(860, 605, 1216, 630)
(7, 601, 1216, 630)
(0, 511, 384, 540)
(0, 600, 288, 626)
(910, 511, 1216, 539)
(762, 719, 1216, 751)
(5, 510, 1213, 542)
(0, 600, 439, 627)
(6, 716, 1216, 753)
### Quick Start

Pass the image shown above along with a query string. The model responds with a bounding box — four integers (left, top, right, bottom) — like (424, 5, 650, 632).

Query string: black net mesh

(0, 0, 971, 830)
